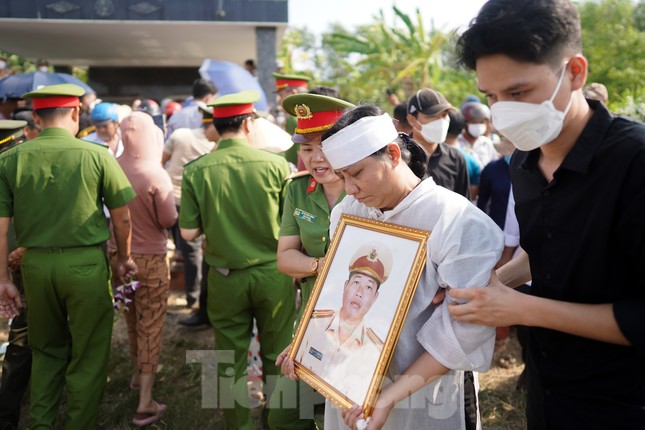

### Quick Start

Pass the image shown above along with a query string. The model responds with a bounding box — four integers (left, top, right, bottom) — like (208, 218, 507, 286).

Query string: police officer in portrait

(297, 243, 392, 404)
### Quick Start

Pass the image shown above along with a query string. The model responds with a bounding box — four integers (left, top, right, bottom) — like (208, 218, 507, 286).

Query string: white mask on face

(490, 63, 573, 151)
(38, 66, 49, 73)
(0, 60, 7, 69)
(418, 116, 450, 144)
(467, 123, 487, 138)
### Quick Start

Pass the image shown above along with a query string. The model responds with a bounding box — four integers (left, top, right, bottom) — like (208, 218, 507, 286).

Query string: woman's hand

(275, 343, 299, 381)
(341, 392, 395, 430)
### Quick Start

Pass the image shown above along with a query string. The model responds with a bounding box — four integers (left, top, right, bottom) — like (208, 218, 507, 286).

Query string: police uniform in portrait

(268, 94, 353, 429)
(0, 84, 136, 429)
(296, 246, 391, 405)
(273, 73, 311, 167)
(179, 91, 295, 430)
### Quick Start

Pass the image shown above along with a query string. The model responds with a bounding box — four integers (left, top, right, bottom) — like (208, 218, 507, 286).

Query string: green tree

(276, 7, 479, 108)
(578, 0, 645, 116)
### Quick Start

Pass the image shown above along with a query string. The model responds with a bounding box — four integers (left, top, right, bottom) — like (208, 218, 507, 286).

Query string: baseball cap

(407, 88, 455, 116)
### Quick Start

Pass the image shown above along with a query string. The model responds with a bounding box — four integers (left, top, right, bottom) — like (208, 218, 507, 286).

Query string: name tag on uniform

(309, 347, 323, 361)
(294, 208, 317, 223)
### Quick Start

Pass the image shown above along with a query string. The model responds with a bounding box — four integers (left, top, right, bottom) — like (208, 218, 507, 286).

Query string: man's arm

(448, 270, 630, 346)
(0, 217, 22, 318)
(180, 227, 202, 241)
(109, 205, 137, 284)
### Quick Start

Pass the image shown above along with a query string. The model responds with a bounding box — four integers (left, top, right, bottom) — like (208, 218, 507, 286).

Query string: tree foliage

(278, 1, 644, 119)
(278, 7, 480, 109)
(578, 0, 645, 117)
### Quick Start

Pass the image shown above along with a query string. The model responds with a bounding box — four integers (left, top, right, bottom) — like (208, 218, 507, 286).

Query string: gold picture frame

(289, 214, 429, 417)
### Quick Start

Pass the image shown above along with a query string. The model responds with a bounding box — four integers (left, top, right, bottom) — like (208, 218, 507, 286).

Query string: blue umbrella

(199, 59, 268, 111)
(0, 71, 94, 99)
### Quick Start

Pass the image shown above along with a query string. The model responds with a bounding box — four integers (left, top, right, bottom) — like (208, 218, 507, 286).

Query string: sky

(288, 0, 489, 35)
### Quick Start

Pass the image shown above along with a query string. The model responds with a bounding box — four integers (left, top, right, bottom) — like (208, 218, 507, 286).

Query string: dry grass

(1, 288, 527, 429)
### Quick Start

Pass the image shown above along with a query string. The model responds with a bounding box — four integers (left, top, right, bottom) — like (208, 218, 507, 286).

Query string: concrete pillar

(256, 26, 276, 109)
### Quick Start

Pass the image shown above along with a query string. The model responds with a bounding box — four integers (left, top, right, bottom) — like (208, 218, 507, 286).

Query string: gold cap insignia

(295, 103, 313, 120)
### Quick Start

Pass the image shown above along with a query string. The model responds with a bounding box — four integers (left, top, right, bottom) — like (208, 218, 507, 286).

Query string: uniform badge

(295, 104, 313, 120)
(293, 208, 317, 223)
(309, 347, 323, 361)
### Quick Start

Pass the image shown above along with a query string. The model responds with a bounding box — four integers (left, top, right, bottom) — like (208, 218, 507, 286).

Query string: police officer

(273, 73, 311, 166)
(296, 244, 390, 404)
(179, 90, 295, 430)
(269, 93, 353, 429)
(0, 84, 137, 429)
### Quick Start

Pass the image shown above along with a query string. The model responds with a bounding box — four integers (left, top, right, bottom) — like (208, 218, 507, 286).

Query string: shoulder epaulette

(311, 309, 334, 319)
(77, 125, 95, 138)
(284, 170, 311, 181)
(366, 328, 384, 348)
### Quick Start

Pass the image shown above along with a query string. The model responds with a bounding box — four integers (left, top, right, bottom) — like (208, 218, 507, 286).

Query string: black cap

(407, 88, 455, 116)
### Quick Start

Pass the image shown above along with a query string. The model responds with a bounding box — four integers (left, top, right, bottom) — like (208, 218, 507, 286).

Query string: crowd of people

(0, 0, 643, 429)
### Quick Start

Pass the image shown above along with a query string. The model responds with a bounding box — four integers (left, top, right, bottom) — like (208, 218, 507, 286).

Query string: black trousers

(0, 273, 31, 430)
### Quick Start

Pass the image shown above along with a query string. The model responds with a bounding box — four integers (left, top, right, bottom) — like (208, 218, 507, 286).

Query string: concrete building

(0, 0, 288, 101)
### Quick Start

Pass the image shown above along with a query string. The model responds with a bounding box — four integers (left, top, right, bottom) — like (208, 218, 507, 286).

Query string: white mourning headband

(321, 113, 399, 170)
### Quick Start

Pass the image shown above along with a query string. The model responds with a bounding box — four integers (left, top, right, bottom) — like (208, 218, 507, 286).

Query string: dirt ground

(1, 286, 527, 429)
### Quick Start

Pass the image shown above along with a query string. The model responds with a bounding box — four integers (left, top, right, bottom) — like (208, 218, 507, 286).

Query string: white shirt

(164, 127, 215, 202)
(325, 178, 503, 430)
(457, 133, 498, 169)
(83, 131, 124, 158)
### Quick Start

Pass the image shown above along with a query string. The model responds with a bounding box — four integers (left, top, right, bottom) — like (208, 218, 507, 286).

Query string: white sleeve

(417, 204, 503, 371)
(503, 187, 520, 248)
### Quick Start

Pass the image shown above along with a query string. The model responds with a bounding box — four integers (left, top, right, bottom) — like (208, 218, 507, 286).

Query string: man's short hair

(192, 79, 218, 99)
(393, 103, 411, 128)
(458, 0, 582, 70)
(308, 86, 339, 98)
(33, 107, 73, 122)
(213, 113, 255, 135)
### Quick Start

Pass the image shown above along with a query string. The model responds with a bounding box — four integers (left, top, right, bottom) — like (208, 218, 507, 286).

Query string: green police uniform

(179, 91, 296, 430)
(280, 174, 345, 322)
(0, 84, 136, 430)
(268, 93, 354, 430)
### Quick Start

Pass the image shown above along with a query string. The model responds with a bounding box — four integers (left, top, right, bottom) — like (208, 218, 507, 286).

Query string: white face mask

(418, 116, 450, 144)
(38, 66, 49, 73)
(467, 123, 487, 138)
(0, 60, 7, 69)
(491, 63, 573, 151)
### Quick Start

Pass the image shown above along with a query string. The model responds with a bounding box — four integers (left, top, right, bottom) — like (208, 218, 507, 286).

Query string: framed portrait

(289, 214, 430, 416)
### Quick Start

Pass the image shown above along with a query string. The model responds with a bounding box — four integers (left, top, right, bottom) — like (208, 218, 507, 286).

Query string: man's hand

(0, 280, 22, 319)
(8, 247, 25, 272)
(275, 343, 299, 381)
(113, 256, 137, 285)
(448, 270, 526, 327)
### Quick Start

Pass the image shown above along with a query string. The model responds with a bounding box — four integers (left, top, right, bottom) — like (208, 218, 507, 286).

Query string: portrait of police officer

(296, 243, 392, 404)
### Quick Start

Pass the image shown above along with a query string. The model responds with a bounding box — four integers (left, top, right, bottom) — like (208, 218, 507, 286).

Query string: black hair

(458, 0, 581, 70)
(447, 111, 466, 137)
(192, 79, 218, 99)
(393, 102, 411, 127)
(32, 107, 74, 122)
(323, 104, 428, 180)
(308, 86, 340, 98)
(213, 113, 255, 135)
(244, 59, 256, 68)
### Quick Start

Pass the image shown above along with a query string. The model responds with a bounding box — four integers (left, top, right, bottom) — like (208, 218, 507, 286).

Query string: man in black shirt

(406, 88, 471, 199)
(448, 1, 645, 429)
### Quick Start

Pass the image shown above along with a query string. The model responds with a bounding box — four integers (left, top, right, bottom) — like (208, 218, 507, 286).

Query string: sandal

(132, 401, 167, 427)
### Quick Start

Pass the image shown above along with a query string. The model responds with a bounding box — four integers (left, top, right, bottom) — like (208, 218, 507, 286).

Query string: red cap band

(212, 103, 255, 119)
(32, 96, 80, 110)
(275, 79, 308, 90)
(296, 110, 345, 134)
